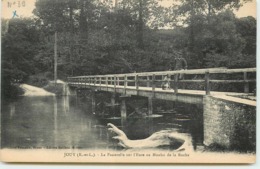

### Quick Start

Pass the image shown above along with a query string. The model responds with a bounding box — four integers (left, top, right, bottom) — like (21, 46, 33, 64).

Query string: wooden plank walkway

(68, 82, 256, 106)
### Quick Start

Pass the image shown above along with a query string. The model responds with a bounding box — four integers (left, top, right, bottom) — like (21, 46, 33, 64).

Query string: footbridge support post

(120, 95, 130, 118)
(111, 93, 116, 114)
(91, 90, 96, 114)
(67, 86, 77, 96)
(148, 97, 153, 116)
(120, 97, 127, 118)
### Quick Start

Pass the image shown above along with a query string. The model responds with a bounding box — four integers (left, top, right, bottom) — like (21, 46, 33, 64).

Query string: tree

(202, 11, 253, 68)
(1, 18, 41, 98)
(115, 0, 168, 48)
(167, 0, 253, 68)
(236, 16, 256, 55)
(33, 0, 72, 32)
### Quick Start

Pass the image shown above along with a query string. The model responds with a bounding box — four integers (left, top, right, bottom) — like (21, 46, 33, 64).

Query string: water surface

(1, 95, 204, 150)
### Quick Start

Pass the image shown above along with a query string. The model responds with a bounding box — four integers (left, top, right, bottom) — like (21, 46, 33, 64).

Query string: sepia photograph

(0, 0, 257, 163)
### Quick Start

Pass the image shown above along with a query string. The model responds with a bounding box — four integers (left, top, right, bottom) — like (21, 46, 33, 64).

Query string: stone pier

(203, 96, 256, 151)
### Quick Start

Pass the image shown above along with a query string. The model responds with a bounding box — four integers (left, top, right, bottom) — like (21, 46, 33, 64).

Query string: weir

(67, 67, 256, 149)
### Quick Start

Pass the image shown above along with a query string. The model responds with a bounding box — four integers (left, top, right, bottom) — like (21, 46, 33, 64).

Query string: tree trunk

(115, 0, 118, 10)
(79, 0, 88, 44)
(138, 0, 144, 49)
(207, 0, 212, 23)
(189, 0, 195, 51)
(69, 2, 74, 76)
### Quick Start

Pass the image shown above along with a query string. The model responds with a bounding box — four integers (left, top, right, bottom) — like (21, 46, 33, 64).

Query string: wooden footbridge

(67, 67, 256, 148)
(67, 67, 256, 104)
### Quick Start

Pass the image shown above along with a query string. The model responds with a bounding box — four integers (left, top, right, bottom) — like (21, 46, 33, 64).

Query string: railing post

(152, 74, 155, 97)
(147, 76, 150, 87)
(134, 75, 137, 87)
(114, 76, 116, 92)
(244, 72, 249, 93)
(174, 74, 178, 94)
(205, 71, 210, 95)
(99, 77, 102, 90)
(81, 78, 83, 86)
(105, 76, 108, 91)
(94, 77, 96, 86)
(124, 75, 127, 94)
(135, 74, 139, 93)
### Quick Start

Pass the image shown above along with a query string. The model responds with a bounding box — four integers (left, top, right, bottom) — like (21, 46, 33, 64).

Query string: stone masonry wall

(203, 96, 256, 151)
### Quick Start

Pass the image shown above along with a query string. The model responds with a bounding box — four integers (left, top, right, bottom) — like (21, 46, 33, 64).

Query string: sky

(159, 0, 256, 18)
(1, 0, 257, 19)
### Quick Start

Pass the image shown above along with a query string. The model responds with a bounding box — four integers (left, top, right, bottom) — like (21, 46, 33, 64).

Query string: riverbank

(18, 80, 68, 96)
(43, 80, 67, 96)
(20, 84, 55, 96)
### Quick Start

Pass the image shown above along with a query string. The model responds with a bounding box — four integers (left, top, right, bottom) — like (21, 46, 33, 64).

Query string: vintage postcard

(0, 0, 256, 163)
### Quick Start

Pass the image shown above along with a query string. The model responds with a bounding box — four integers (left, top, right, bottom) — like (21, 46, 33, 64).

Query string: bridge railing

(67, 67, 256, 95)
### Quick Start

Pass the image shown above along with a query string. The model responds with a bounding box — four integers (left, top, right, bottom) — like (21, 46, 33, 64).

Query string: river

(1, 93, 205, 151)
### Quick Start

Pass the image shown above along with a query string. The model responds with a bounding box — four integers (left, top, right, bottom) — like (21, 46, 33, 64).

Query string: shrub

(27, 74, 49, 87)
(43, 83, 64, 96)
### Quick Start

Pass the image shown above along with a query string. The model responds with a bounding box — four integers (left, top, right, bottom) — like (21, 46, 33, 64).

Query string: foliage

(169, 0, 255, 69)
(1, 18, 41, 98)
(1, 0, 256, 97)
(27, 74, 50, 88)
(43, 83, 64, 96)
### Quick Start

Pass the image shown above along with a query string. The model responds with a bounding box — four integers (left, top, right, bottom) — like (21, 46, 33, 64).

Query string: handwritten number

(7, 1, 26, 8)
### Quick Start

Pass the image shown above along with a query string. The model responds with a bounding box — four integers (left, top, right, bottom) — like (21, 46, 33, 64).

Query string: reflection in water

(121, 117, 126, 131)
(62, 95, 70, 114)
(1, 95, 204, 151)
(9, 102, 15, 119)
(53, 96, 58, 147)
